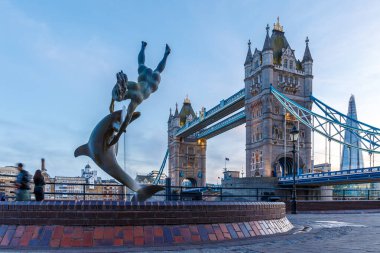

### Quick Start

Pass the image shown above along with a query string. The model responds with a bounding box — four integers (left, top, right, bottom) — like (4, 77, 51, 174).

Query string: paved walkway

(2, 212, 380, 252)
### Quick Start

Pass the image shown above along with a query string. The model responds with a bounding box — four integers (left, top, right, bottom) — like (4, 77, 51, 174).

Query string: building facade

(168, 98, 207, 187)
(0, 166, 19, 199)
(244, 18, 313, 177)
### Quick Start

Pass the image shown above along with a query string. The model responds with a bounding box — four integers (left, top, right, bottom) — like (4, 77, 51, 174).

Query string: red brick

(223, 232, 231, 239)
(52, 226, 64, 240)
(104, 227, 114, 240)
(232, 223, 241, 232)
(20, 231, 33, 247)
(191, 235, 201, 242)
(71, 239, 83, 247)
(134, 237, 144, 246)
(114, 226, 123, 238)
(153, 227, 163, 237)
(72, 227, 83, 239)
(83, 231, 93, 247)
(214, 229, 224, 240)
(25, 226, 36, 234)
(60, 235, 72, 248)
(208, 234, 217, 241)
(134, 226, 143, 237)
(237, 231, 244, 238)
(174, 236, 184, 243)
(50, 239, 60, 248)
(219, 224, 228, 233)
(14, 226, 25, 238)
(113, 238, 123, 246)
(189, 225, 199, 234)
(94, 227, 104, 240)
(123, 228, 133, 241)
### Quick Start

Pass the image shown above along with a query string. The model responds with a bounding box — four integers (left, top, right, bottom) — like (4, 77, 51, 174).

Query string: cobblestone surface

(164, 213, 380, 253)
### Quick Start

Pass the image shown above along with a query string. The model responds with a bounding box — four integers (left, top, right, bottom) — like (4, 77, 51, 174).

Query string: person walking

(15, 163, 31, 201)
(33, 169, 45, 201)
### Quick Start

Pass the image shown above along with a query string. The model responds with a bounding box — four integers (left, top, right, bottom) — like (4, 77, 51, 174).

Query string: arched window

(284, 59, 288, 68)
(289, 60, 293, 69)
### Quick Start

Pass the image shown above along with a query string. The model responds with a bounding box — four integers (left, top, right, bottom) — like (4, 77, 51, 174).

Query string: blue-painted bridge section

(176, 88, 245, 138)
(278, 167, 380, 186)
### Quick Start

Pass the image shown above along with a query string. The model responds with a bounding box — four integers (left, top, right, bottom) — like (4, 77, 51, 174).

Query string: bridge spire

(174, 103, 179, 116)
(244, 39, 253, 66)
(302, 36, 313, 62)
(262, 24, 272, 51)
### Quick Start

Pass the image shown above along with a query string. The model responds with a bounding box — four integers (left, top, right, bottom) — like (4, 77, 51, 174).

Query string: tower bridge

(164, 18, 380, 188)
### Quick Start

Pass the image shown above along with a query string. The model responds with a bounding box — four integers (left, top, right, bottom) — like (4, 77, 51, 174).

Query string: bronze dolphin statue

(74, 110, 163, 201)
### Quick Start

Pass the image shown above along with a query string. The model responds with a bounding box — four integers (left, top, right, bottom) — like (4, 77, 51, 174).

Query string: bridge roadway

(195, 110, 246, 139)
(176, 88, 245, 138)
(278, 166, 380, 186)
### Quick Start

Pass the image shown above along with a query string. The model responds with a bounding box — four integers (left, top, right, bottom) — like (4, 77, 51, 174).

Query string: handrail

(279, 166, 380, 181)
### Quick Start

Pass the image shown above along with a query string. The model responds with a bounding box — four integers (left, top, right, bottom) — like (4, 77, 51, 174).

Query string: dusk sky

(2, 0, 380, 183)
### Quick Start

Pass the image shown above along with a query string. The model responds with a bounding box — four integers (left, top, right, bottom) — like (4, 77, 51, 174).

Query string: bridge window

(284, 59, 288, 68)
(295, 77, 298, 84)
(289, 60, 293, 69)
(279, 74, 283, 82)
(255, 60, 259, 68)
(290, 76, 293, 84)
(274, 106, 280, 114)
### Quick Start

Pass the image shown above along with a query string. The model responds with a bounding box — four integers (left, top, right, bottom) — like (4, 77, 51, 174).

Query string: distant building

(101, 179, 123, 200)
(0, 166, 19, 199)
(81, 163, 98, 189)
(312, 163, 331, 173)
(341, 95, 364, 170)
(53, 176, 86, 200)
(135, 170, 167, 185)
(222, 170, 240, 181)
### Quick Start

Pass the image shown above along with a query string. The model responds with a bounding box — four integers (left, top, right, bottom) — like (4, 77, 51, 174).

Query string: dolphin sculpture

(74, 110, 164, 201)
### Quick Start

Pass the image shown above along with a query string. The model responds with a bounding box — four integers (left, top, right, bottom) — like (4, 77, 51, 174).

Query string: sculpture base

(0, 201, 293, 248)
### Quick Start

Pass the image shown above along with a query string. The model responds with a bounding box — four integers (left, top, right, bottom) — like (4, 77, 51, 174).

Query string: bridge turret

(262, 24, 274, 68)
(244, 40, 253, 78)
(302, 37, 313, 96)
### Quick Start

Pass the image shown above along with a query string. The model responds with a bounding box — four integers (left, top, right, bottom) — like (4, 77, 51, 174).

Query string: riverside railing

(0, 173, 380, 201)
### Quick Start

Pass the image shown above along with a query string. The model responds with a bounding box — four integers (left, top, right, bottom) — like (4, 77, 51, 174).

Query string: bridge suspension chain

(270, 86, 380, 154)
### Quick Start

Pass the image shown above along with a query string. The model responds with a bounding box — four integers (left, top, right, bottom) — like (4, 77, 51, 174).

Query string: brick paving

(0, 218, 292, 249)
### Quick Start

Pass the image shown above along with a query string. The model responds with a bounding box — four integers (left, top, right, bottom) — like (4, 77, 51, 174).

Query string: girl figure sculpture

(109, 41, 170, 146)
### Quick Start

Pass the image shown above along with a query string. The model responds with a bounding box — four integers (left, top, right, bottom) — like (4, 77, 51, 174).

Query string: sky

(2, 0, 380, 183)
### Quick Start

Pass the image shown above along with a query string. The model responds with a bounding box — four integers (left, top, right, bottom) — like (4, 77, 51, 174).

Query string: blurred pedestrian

(15, 163, 30, 201)
(33, 169, 45, 201)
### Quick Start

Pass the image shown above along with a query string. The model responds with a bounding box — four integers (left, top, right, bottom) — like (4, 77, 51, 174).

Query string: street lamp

(290, 125, 299, 214)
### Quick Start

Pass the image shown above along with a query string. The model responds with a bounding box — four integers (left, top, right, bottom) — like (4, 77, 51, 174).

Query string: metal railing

(279, 166, 380, 185)
(1, 175, 380, 202)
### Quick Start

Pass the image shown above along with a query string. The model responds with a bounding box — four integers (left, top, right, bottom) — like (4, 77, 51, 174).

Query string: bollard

(165, 177, 171, 201)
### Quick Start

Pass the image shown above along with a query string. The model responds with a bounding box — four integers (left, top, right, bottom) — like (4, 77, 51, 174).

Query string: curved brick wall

(0, 201, 286, 226)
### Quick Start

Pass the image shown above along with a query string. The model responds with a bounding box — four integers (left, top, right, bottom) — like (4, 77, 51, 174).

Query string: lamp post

(290, 125, 299, 214)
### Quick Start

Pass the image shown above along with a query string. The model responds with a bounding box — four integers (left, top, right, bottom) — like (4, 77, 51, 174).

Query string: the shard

(340, 95, 364, 170)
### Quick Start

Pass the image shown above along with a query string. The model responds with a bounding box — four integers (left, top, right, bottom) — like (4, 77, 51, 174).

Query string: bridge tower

(244, 18, 313, 178)
(168, 97, 207, 187)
